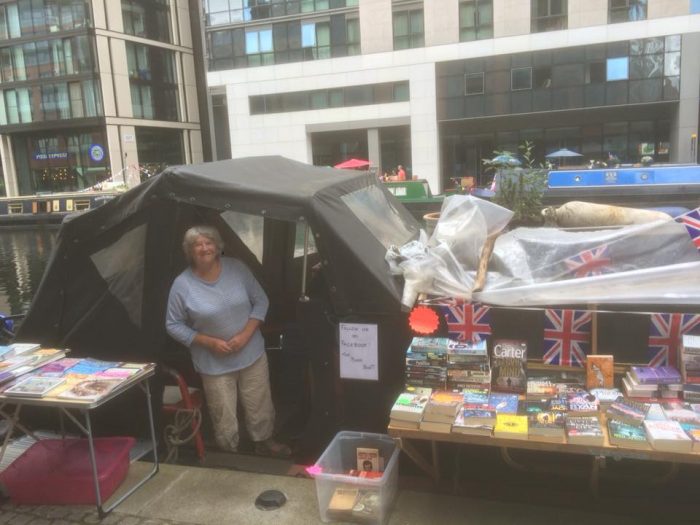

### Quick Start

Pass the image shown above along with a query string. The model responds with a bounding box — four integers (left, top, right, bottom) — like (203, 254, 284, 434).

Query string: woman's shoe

(255, 438, 291, 458)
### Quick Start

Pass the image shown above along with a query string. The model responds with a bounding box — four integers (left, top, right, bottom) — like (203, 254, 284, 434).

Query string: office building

(0, 0, 210, 197)
(204, 0, 700, 192)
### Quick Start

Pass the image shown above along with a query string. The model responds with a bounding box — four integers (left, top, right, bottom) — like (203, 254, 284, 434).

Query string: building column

(671, 32, 700, 163)
(367, 128, 382, 174)
(0, 135, 18, 197)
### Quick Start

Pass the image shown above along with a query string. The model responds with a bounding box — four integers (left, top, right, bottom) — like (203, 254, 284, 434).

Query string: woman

(166, 225, 290, 457)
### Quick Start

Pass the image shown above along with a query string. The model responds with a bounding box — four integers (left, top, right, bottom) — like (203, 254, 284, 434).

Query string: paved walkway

(0, 462, 660, 525)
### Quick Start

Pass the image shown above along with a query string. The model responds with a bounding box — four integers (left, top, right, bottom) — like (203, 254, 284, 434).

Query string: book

(643, 420, 692, 453)
(590, 388, 622, 407)
(409, 337, 450, 354)
(389, 418, 419, 430)
(645, 403, 667, 421)
(491, 339, 527, 394)
(622, 376, 660, 399)
(462, 387, 490, 409)
(8, 342, 41, 355)
(526, 379, 557, 400)
(586, 355, 614, 389)
(356, 447, 380, 472)
(66, 358, 120, 375)
(493, 414, 528, 440)
(424, 390, 463, 419)
(606, 398, 650, 427)
(326, 487, 359, 519)
(680, 423, 700, 452)
(607, 419, 649, 449)
(566, 392, 600, 416)
(565, 416, 604, 446)
(57, 378, 123, 401)
(459, 408, 497, 426)
(390, 387, 432, 422)
(487, 392, 519, 414)
(661, 401, 700, 424)
(447, 339, 488, 363)
(36, 358, 82, 377)
(3, 375, 66, 397)
(630, 366, 681, 385)
(528, 411, 566, 442)
(419, 420, 453, 433)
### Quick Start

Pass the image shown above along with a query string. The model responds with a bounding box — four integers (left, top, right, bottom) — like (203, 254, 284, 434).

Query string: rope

(163, 407, 202, 464)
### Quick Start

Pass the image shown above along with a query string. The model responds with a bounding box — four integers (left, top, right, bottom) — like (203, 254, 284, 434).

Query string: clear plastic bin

(312, 431, 399, 525)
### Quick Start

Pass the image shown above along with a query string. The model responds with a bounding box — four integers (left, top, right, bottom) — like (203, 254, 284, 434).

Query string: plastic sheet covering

(386, 195, 513, 308)
(89, 224, 146, 327)
(389, 196, 700, 309)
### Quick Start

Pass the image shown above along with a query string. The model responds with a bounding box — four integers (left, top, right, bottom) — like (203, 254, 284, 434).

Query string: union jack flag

(563, 244, 613, 278)
(648, 313, 700, 367)
(436, 300, 492, 343)
(542, 309, 592, 367)
(676, 207, 700, 252)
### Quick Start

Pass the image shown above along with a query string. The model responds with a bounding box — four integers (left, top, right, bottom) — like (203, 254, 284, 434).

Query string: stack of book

(0, 346, 66, 386)
(404, 337, 448, 389)
(446, 339, 490, 390)
(419, 390, 463, 433)
(389, 386, 432, 429)
(452, 387, 495, 436)
(681, 335, 700, 402)
(606, 397, 651, 449)
(623, 365, 682, 401)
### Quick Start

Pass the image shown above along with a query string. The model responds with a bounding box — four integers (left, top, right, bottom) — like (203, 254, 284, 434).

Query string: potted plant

(482, 141, 548, 226)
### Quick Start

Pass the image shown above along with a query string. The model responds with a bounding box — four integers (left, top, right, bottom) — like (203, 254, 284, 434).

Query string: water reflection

(0, 228, 57, 315)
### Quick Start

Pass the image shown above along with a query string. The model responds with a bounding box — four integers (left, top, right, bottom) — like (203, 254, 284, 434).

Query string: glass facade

(135, 126, 184, 178)
(126, 42, 179, 121)
(0, 34, 94, 82)
(204, 0, 359, 26)
(208, 13, 359, 70)
(249, 81, 409, 114)
(459, 0, 492, 42)
(12, 128, 110, 193)
(0, 0, 90, 41)
(436, 36, 681, 121)
(122, 0, 172, 43)
(609, 0, 647, 24)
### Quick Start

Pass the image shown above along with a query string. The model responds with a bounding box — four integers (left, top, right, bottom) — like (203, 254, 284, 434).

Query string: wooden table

(388, 420, 700, 496)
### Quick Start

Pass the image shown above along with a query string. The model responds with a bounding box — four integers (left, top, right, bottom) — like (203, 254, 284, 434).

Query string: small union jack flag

(542, 309, 592, 367)
(676, 207, 700, 252)
(564, 244, 613, 278)
(648, 313, 700, 367)
(436, 299, 492, 343)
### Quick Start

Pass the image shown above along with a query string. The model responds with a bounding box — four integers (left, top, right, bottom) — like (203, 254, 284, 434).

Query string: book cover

(526, 379, 557, 399)
(608, 419, 649, 448)
(57, 378, 122, 401)
(661, 401, 700, 424)
(586, 355, 614, 389)
(491, 339, 527, 393)
(643, 420, 692, 453)
(447, 339, 488, 363)
(462, 387, 490, 409)
(409, 337, 450, 354)
(494, 414, 528, 440)
(565, 416, 604, 445)
(548, 396, 569, 413)
(356, 447, 380, 472)
(528, 411, 565, 438)
(390, 387, 432, 422)
(631, 366, 681, 385)
(590, 388, 622, 406)
(3, 375, 66, 397)
(487, 392, 519, 414)
(606, 398, 650, 426)
(525, 399, 550, 414)
(36, 358, 81, 377)
(8, 342, 41, 355)
(566, 392, 600, 415)
(460, 408, 497, 425)
(67, 358, 121, 375)
(424, 390, 464, 418)
(451, 415, 493, 436)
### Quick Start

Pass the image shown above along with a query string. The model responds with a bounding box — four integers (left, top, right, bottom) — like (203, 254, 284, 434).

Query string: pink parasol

(334, 158, 371, 170)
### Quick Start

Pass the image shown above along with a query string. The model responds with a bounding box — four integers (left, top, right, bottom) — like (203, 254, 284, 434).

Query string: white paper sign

(339, 323, 379, 381)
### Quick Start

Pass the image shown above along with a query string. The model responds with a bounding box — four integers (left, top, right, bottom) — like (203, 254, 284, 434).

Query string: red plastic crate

(0, 437, 135, 505)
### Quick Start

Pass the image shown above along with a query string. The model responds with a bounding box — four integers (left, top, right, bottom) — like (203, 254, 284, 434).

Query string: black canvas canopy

(19, 156, 418, 357)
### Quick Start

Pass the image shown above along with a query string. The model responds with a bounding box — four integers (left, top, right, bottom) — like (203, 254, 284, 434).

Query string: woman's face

(191, 235, 219, 268)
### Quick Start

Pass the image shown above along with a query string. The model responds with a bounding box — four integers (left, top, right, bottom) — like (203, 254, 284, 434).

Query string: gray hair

(182, 225, 223, 264)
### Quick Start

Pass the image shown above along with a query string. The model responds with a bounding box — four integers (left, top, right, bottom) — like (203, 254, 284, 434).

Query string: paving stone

(27, 518, 51, 525)
(43, 507, 72, 519)
(6, 513, 33, 525)
(111, 516, 141, 525)
(0, 511, 18, 524)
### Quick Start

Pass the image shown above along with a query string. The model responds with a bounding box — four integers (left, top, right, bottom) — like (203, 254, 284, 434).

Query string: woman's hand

(194, 333, 231, 355)
(227, 332, 251, 352)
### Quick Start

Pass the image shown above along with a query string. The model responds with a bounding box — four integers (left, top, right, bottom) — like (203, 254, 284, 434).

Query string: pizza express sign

(32, 144, 106, 163)
(33, 151, 69, 160)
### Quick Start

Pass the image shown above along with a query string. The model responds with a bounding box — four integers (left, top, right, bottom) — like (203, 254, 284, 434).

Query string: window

(532, 0, 567, 33)
(0, 0, 90, 40)
(609, 0, 647, 24)
(459, 0, 492, 41)
(465, 72, 484, 95)
(587, 61, 606, 83)
(302, 20, 330, 60)
(346, 17, 360, 55)
(511, 67, 532, 90)
(692, 0, 700, 14)
(393, 8, 424, 50)
(122, 0, 172, 43)
(125, 42, 179, 121)
(0, 35, 93, 83)
(534, 66, 551, 88)
(607, 57, 628, 81)
(245, 27, 273, 65)
(203, 0, 358, 25)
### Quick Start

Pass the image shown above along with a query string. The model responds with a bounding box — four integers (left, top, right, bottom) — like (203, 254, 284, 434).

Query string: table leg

(397, 438, 439, 482)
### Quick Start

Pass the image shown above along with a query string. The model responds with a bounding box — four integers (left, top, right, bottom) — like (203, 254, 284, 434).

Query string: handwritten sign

(339, 323, 378, 381)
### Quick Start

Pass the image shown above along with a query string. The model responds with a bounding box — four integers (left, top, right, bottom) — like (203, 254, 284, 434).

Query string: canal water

(0, 228, 58, 316)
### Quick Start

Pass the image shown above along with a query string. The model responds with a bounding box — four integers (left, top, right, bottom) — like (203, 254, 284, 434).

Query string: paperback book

(487, 392, 519, 414)
(566, 392, 600, 416)
(528, 411, 566, 442)
(608, 419, 649, 449)
(462, 387, 490, 409)
(565, 415, 604, 446)
(643, 420, 692, 453)
(390, 387, 432, 423)
(491, 339, 527, 394)
(630, 366, 681, 385)
(586, 355, 614, 389)
(606, 398, 650, 426)
(57, 378, 123, 401)
(3, 375, 66, 397)
(493, 413, 528, 440)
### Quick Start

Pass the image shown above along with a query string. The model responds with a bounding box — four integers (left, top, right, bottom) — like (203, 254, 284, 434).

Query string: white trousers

(200, 352, 275, 451)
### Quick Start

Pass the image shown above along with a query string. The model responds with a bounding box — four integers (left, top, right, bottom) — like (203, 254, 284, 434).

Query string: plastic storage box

(312, 431, 399, 525)
(0, 437, 135, 505)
